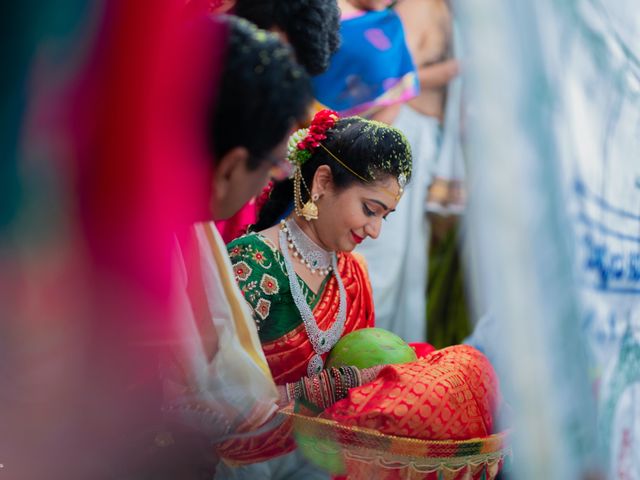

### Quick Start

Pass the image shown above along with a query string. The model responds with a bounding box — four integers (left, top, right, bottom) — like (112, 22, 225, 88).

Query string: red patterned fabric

(263, 252, 375, 384)
(326, 345, 500, 440)
(217, 252, 375, 463)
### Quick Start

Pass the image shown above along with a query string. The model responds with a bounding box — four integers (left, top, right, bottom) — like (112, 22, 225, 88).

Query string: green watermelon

(291, 402, 346, 474)
(326, 327, 417, 369)
(294, 429, 345, 474)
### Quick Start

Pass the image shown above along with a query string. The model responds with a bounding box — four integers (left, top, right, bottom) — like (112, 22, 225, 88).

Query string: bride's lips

(351, 231, 364, 244)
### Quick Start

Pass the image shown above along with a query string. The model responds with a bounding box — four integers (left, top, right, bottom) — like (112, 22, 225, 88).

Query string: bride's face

(310, 172, 401, 253)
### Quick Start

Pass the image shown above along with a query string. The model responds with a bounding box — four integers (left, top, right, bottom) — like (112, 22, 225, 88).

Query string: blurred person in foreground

(215, 0, 342, 243)
(159, 14, 312, 478)
(0, 5, 311, 480)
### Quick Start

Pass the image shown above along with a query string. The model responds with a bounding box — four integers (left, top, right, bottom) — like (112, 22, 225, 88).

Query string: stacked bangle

(281, 364, 373, 410)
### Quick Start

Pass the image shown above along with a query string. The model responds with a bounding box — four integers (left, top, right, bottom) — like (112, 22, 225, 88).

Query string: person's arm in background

(417, 58, 460, 88)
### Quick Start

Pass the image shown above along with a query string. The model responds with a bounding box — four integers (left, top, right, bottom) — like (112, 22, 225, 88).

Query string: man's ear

(212, 146, 250, 203)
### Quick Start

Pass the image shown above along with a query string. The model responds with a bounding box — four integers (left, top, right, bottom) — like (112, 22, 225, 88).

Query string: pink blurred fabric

(4, 2, 227, 477)
(215, 200, 257, 243)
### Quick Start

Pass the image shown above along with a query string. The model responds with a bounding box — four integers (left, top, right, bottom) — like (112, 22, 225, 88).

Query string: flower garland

(287, 109, 339, 167)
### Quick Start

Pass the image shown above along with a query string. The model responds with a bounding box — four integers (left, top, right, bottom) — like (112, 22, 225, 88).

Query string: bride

(217, 110, 412, 477)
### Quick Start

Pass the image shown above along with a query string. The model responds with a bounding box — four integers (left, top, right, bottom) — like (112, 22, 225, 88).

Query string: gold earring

(301, 193, 319, 221)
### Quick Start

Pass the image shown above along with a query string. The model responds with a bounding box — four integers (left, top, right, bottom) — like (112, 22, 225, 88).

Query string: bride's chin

(341, 241, 357, 253)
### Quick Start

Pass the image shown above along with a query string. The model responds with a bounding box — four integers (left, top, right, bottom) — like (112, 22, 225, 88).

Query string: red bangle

(332, 367, 344, 400)
(313, 375, 322, 407)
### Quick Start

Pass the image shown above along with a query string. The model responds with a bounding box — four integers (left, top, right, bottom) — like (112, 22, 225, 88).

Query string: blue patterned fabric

(311, 9, 418, 117)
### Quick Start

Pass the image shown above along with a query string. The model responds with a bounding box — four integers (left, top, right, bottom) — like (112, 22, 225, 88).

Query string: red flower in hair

(296, 109, 338, 151)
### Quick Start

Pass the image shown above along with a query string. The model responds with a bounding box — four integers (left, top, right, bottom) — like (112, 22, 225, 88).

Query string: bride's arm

(277, 364, 385, 409)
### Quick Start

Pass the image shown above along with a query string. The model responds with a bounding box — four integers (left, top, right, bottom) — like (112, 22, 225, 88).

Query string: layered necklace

(279, 219, 346, 376)
(281, 218, 333, 276)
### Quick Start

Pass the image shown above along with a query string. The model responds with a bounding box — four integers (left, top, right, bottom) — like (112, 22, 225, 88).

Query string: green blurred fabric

(0, 1, 90, 231)
(426, 222, 472, 349)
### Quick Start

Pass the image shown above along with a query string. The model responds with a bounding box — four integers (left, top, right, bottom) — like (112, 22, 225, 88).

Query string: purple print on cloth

(364, 28, 392, 51)
(382, 77, 401, 90)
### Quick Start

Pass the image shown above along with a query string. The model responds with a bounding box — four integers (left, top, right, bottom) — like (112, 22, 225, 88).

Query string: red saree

(217, 251, 375, 463)
(326, 345, 500, 440)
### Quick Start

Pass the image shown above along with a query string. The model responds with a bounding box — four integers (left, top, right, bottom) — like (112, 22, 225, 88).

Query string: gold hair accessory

(318, 144, 404, 202)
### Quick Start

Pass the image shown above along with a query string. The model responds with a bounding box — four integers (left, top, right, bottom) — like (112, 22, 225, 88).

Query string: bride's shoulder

(227, 230, 282, 271)
(228, 229, 276, 251)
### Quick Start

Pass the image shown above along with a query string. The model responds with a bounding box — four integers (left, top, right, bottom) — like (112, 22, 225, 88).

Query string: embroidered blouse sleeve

(227, 235, 283, 331)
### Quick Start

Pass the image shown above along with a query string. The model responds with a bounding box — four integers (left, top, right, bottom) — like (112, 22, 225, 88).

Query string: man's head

(234, 0, 341, 75)
(208, 16, 312, 219)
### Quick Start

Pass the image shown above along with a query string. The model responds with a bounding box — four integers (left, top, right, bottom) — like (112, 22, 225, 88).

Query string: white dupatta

(167, 222, 278, 438)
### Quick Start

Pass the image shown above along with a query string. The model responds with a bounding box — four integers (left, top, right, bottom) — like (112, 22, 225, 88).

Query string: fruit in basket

(294, 426, 345, 474)
(291, 403, 346, 474)
(326, 327, 417, 369)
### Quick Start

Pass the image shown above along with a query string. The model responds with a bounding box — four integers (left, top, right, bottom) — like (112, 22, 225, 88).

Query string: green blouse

(227, 232, 331, 343)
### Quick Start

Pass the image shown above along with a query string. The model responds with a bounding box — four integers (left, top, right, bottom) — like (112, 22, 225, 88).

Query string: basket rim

(280, 407, 510, 450)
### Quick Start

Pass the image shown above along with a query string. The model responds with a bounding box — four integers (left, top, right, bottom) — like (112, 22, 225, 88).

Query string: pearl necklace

(280, 219, 333, 276)
(278, 227, 346, 376)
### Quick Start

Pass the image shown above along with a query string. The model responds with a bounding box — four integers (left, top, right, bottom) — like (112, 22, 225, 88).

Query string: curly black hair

(234, 0, 341, 75)
(209, 16, 313, 169)
(253, 117, 413, 231)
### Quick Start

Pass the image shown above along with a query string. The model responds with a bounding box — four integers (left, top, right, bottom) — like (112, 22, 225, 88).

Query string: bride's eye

(362, 203, 376, 217)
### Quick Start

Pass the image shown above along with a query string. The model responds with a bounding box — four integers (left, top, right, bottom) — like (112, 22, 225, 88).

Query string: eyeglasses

(264, 153, 292, 182)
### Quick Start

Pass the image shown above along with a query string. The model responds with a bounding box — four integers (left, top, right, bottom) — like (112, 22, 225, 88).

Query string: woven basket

(282, 408, 511, 479)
